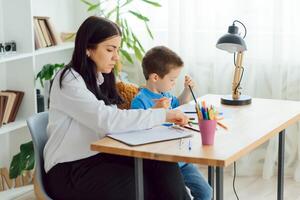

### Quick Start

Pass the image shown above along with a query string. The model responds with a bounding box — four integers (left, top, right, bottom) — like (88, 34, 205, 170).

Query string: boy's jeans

(180, 163, 213, 200)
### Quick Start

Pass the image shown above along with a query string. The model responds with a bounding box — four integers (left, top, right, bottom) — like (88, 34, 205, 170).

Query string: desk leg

(278, 130, 285, 200)
(208, 166, 215, 200)
(135, 158, 144, 200)
(216, 167, 224, 200)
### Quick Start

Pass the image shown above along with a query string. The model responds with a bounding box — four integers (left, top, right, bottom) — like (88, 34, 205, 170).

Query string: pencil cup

(199, 120, 217, 145)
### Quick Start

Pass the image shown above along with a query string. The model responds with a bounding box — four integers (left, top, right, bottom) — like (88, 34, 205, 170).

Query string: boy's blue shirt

(131, 87, 185, 167)
(131, 88, 180, 110)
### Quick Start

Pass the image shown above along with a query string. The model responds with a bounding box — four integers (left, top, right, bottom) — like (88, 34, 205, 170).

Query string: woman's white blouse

(44, 69, 166, 172)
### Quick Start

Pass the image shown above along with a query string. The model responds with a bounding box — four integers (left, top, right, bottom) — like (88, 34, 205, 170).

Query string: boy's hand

(166, 110, 189, 126)
(153, 97, 170, 109)
(184, 75, 195, 89)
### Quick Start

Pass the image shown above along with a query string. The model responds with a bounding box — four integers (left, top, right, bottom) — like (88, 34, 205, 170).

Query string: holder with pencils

(195, 101, 217, 145)
(187, 86, 228, 145)
(187, 85, 228, 130)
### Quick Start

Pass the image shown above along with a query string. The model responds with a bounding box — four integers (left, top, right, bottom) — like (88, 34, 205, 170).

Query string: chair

(26, 111, 52, 200)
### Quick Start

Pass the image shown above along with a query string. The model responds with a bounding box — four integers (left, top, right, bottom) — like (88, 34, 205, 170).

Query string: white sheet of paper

(107, 125, 192, 146)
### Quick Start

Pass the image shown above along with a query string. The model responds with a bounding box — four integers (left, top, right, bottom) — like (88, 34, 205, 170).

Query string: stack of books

(33, 16, 62, 49)
(0, 90, 24, 127)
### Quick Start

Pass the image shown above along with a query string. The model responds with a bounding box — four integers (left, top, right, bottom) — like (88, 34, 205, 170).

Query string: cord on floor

(233, 162, 240, 200)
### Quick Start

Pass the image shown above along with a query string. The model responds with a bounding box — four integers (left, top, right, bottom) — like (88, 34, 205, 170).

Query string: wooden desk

(91, 94, 300, 200)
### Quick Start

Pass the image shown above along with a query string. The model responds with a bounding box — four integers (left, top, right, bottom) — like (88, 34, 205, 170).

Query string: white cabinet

(0, 0, 87, 195)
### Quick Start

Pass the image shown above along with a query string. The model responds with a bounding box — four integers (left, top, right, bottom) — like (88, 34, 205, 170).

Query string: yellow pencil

(217, 121, 228, 130)
(195, 103, 203, 121)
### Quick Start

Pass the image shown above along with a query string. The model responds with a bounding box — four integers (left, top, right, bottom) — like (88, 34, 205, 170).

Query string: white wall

(32, 0, 77, 33)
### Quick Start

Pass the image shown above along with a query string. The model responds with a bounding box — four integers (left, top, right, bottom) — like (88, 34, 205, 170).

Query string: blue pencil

(188, 140, 192, 150)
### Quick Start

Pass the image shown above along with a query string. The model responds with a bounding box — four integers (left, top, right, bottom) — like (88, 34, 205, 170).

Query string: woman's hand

(166, 110, 189, 126)
(184, 75, 195, 89)
(153, 97, 171, 109)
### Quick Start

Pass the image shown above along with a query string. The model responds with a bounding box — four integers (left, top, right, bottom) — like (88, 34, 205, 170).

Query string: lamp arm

(232, 52, 244, 99)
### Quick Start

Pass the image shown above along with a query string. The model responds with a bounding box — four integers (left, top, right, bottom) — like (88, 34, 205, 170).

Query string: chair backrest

(26, 111, 52, 200)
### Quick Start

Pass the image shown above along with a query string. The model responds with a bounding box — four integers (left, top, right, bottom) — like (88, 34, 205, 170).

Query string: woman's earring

(86, 51, 90, 57)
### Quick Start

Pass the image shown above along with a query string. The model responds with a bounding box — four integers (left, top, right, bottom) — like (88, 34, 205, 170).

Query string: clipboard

(107, 125, 193, 146)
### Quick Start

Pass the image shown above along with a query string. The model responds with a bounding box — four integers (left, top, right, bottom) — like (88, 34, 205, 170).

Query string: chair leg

(33, 174, 46, 200)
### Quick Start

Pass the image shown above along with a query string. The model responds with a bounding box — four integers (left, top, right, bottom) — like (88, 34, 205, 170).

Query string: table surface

(91, 94, 300, 167)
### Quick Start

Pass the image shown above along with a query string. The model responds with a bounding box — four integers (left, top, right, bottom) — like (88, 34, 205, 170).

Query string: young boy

(131, 46, 212, 200)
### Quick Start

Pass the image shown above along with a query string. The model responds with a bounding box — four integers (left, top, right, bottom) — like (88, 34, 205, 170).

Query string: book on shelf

(38, 19, 52, 47)
(0, 90, 24, 126)
(5, 90, 24, 123)
(0, 95, 8, 127)
(33, 16, 62, 49)
(44, 17, 62, 45)
(0, 92, 16, 125)
(33, 18, 47, 48)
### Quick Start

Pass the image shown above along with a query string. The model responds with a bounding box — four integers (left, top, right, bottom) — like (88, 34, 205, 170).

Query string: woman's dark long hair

(59, 16, 123, 105)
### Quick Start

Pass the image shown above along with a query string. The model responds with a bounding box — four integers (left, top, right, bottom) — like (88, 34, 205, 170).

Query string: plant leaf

(9, 141, 35, 179)
(121, 29, 127, 48)
(125, 40, 132, 48)
(121, 0, 134, 7)
(107, 7, 117, 18)
(124, 19, 130, 37)
(9, 153, 22, 179)
(44, 68, 53, 80)
(80, 0, 93, 6)
(36, 63, 64, 87)
(145, 22, 154, 39)
(120, 49, 134, 64)
(133, 45, 143, 61)
(88, 3, 100, 12)
(132, 33, 145, 53)
(141, 0, 161, 7)
(20, 141, 35, 171)
(40, 77, 44, 88)
(54, 63, 64, 71)
(128, 10, 149, 22)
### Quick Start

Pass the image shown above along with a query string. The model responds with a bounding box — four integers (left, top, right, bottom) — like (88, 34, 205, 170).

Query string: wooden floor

(10, 169, 300, 200)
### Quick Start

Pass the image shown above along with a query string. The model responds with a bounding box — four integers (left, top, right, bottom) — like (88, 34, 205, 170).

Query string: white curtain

(127, 0, 300, 181)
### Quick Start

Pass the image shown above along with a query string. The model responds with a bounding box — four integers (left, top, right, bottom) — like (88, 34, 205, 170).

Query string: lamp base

(221, 95, 252, 106)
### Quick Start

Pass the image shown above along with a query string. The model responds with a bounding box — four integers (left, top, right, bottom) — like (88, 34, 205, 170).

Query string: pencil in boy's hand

(188, 85, 197, 104)
(187, 85, 204, 121)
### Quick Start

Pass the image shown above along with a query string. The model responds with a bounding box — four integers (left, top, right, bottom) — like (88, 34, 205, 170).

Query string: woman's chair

(26, 111, 52, 200)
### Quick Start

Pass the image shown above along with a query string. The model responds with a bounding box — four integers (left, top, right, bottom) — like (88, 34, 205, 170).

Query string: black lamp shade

(216, 25, 247, 53)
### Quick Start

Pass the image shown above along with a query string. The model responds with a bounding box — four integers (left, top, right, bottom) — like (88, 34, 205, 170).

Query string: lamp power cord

(233, 20, 247, 39)
(233, 161, 240, 200)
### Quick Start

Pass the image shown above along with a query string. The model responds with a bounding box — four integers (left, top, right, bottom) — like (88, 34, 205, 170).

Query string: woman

(44, 16, 191, 200)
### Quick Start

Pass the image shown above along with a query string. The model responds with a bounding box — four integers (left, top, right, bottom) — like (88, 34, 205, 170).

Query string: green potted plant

(80, 0, 161, 72)
(9, 141, 34, 179)
(36, 63, 65, 88)
(36, 63, 65, 111)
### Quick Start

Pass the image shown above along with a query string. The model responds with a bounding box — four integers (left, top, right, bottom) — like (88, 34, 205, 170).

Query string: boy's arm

(177, 75, 194, 105)
(177, 88, 191, 105)
(131, 97, 147, 109)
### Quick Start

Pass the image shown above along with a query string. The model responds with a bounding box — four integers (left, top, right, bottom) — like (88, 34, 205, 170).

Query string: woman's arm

(50, 72, 166, 134)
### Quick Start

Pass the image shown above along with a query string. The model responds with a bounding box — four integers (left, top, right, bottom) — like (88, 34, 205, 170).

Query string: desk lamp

(216, 20, 251, 105)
